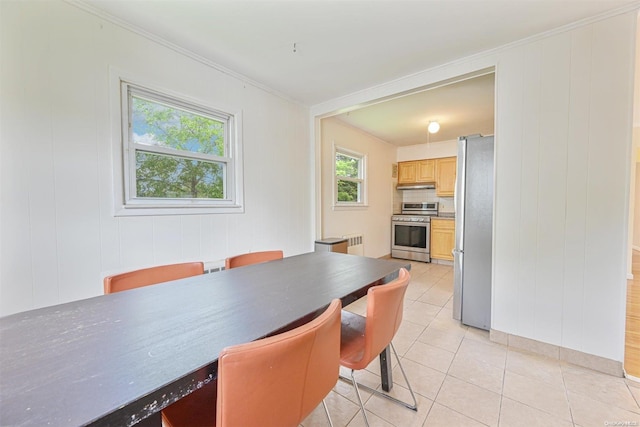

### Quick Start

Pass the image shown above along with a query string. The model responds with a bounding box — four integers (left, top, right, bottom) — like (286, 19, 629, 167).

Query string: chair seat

(337, 268, 416, 426)
(162, 380, 217, 427)
(340, 310, 367, 370)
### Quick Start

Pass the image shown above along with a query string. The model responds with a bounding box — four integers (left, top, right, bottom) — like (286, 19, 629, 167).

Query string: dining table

(0, 251, 410, 427)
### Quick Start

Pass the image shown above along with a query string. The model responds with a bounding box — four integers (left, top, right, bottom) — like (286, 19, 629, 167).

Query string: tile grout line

(497, 349, 508, 427)
(558, 362, 576, 426)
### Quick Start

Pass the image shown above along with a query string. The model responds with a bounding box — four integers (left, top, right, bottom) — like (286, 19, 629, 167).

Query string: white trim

(332, 205, 369, 211)
(334, 145, 367, 207)
(625, 372, 640, 383)
(109, 67, 244, 216)
(70, 0, 638, 113)
(68, 0, 301, 107)
(310, 5, 639, 117)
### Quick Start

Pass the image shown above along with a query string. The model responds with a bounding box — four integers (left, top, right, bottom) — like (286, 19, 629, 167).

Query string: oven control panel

(400, 202, 439, 216)
(392, 215, 431, 223)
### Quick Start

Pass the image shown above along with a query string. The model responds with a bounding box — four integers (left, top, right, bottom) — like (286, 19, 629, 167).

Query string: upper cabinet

(435, 157, 457, 197)
(398, 157, 456, 196)
(398, 160, 435, 184)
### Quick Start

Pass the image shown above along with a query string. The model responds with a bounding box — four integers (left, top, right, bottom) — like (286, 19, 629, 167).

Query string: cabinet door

(417, 159, 435, 182)
(398, 161, 417, 184)
(436, 157, 457, 197)
(430, 219, 455, 260)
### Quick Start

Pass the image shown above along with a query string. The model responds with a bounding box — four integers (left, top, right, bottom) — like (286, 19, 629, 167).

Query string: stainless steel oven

(391, 202, 438, 262)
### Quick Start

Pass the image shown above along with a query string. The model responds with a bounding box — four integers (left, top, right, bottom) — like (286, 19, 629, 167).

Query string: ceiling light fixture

(428, 121, 440, 134)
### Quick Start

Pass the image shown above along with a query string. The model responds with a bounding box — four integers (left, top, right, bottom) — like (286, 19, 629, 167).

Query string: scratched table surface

(0, 251, 409, 427)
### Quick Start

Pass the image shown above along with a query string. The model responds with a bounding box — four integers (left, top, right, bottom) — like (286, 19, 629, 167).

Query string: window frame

(334, 145, 367, 208)
(112, 74, 244, 216)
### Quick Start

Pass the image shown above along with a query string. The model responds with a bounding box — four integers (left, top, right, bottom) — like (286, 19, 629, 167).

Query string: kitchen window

(334, 146, 366, 206)
(116, 80, 243, 215)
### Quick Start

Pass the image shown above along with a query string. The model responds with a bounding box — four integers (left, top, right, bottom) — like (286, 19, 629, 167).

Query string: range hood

(396, 183, 436, 190)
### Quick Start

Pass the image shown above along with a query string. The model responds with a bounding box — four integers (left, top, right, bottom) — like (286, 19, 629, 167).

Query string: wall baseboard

(624, 371, 640, 384)
(431, 259, 454, 266)
(490, 329, 623, 377)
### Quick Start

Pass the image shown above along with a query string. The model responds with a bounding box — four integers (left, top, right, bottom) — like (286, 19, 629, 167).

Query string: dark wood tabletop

(0, 251, 410, 427)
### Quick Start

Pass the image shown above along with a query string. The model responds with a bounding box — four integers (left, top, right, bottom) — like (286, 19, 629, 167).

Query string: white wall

(493, 14, 634, 362)
(396, 139, 458, 161)
(635, 144, 640, 250)
(313, 11, 636, 362)
(630, 13, 640, 270)
(635, 161, 640, 250)
(320, 118, 395, 258)
(0, 1, 312, 316)
(627, 13, 640, 254)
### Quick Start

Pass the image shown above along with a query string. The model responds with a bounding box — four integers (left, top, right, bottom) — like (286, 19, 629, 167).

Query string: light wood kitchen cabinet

(430, 218, 455, 261)
(416, 159, 435, 182)
(398, 160, 435, 184)
(435, 157, 457, 197)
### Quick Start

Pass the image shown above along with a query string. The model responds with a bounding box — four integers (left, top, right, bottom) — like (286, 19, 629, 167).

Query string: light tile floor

(301, 261, 640, 427)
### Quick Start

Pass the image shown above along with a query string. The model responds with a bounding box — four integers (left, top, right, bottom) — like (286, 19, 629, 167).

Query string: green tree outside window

(131, 96, 227, 199)
(335, 150, 364, 203)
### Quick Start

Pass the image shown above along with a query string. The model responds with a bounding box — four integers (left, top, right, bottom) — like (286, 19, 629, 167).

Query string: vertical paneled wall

(312, 10, 636, 363)
(493, 13, 635, 361)
(0, 1, 312, 316)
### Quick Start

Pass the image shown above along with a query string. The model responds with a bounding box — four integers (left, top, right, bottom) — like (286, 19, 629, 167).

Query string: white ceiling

(335, 72, 495, 145)
(81, 0, 637, 145)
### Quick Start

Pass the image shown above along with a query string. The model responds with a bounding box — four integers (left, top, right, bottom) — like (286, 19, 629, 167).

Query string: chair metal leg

(350, 369, 370, 427)
(339, 342, 418, 412)
(389, 342, 418, 410)
(321, 399, 334, 427)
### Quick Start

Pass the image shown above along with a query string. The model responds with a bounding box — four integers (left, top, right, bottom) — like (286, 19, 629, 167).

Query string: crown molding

(66, 0, 304, 107)
(311, 2, 640, 116)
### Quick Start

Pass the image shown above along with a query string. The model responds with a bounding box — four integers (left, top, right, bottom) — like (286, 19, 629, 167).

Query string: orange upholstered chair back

(103, 262, 204, 294)
(362, 267, 410, 369)
(216, 299, 341, 427)
(224, 250, 283, 269)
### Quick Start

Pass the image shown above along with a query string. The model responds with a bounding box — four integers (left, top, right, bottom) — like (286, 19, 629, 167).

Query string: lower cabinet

(430, 218, 455, 261)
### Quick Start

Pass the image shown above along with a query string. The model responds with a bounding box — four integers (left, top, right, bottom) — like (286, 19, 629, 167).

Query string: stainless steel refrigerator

(453, 135, 494, 331)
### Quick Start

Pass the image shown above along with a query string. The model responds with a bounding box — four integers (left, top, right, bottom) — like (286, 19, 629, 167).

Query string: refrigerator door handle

(453, 248, 463, 320)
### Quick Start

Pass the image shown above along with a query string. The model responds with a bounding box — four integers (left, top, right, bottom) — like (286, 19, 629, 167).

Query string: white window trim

(110, 68, 244, 216)
(333, 144, 368, 209)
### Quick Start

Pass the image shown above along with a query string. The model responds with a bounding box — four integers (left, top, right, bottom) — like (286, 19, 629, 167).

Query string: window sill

(332, 204, 369, 211)
(114, 204, 244, 216)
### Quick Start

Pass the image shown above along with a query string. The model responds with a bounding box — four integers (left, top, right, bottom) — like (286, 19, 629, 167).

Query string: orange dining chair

(339, 267, 416, 426)
(103, 262, 205, 425)
(103, 262, 204, 294)
(162, 298, 342, 427)
(224, 250, 283, 269)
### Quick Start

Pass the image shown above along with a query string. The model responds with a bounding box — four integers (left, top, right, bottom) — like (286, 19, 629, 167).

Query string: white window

(116, 80, 243, 215)
(335, 147, 366, 206)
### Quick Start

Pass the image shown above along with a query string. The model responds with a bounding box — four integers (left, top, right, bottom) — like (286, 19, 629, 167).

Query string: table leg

(379, 346, 393, 392)
(134, 411, 162, 427)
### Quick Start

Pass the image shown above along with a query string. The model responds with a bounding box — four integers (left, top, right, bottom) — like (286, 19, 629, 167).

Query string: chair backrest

(364, 267, 411, 364)
(216, 299, 342, 427)
(224, 250, 283, 269)
(103, 262, 204, 294)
